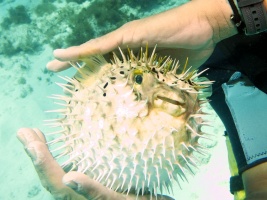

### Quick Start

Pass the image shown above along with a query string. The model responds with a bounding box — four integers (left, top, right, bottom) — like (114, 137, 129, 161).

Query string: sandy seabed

(0, 0, 233, 199)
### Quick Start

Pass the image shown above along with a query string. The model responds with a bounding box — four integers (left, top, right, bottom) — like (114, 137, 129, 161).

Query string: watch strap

(229, 0, 246, 33)
(237, 0, 267, 34)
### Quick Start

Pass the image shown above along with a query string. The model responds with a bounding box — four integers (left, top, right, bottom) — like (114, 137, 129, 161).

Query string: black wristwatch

(229, 0, 267, 35)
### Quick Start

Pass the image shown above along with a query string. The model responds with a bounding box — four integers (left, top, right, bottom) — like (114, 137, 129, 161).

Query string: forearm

(202, 0, 239, 42)
(179, 0, 238, 44)
(173, 0, 239, 44)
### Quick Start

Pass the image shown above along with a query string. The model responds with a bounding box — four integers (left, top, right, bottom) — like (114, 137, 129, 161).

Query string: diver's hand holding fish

(46, 0, 237, 73)
(17, 128, 174, 200)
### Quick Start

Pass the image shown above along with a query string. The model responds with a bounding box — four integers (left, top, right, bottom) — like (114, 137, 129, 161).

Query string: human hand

(17, 128, 174, 200)
(47, 0, 238, 73)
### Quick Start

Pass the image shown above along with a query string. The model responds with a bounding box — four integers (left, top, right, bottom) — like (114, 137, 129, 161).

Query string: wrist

(204, 0, 239, 42)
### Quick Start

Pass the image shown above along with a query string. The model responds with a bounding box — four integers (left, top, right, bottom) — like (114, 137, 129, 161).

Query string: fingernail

(53, 49, 64, 55)
(65, 180, 79, 190)
(17, 129, 26, 144)
(46, 61, 53, 70)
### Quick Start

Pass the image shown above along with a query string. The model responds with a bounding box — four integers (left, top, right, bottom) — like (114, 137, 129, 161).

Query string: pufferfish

(46, 46, 213, 198)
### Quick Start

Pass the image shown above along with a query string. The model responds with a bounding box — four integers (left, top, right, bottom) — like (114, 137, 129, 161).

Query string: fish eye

(135, 74, 143, 84)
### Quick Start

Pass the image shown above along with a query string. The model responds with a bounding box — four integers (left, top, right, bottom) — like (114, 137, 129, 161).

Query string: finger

(47, 30, 124, 72)
(25, 141, 86, 200)
(17, 127, 44, 145)
(28, 141, 65, 185)
(46, 59, 72, 72)
(53, 30, 123, 62)
(32, 128, 47, 143)
(52, 18, 155, 62)
(18, 128, 87, 199)
(17, 128, 65, 185)
(63, 171, 123, 200)
(17, 128, 65, 189)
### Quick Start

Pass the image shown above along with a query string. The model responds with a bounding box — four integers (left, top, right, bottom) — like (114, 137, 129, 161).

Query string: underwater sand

(0, 0, 232, 199)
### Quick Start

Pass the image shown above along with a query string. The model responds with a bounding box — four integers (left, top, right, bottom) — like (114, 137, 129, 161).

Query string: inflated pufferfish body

(47, 46, 213, 197)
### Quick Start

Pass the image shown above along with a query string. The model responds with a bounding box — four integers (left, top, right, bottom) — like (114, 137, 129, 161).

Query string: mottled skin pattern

(46, 47, 212, 198)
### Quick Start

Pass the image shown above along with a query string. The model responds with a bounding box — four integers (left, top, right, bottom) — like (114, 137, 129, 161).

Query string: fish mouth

(155, 95, 185, 106)
(152, 89, 186, 117)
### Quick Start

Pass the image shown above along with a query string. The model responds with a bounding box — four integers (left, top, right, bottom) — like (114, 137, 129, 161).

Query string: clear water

(0, 0, 230, 199)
